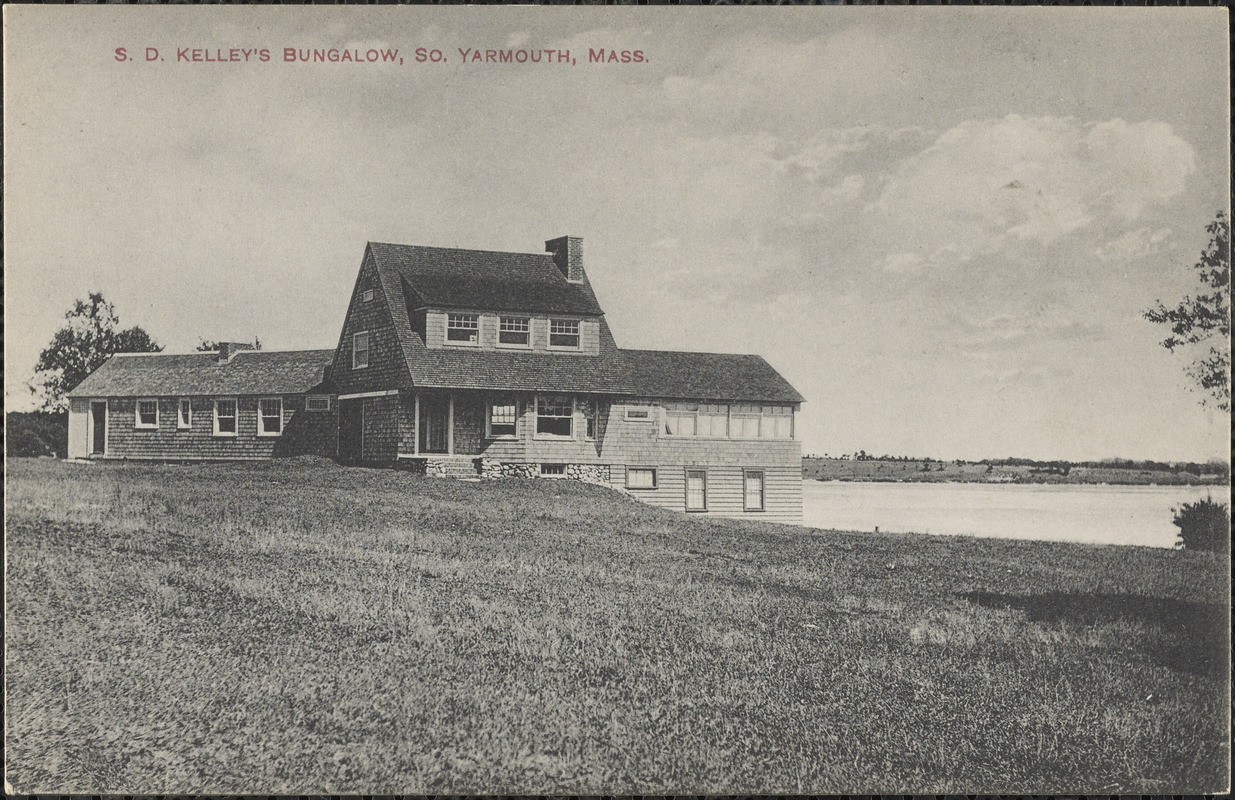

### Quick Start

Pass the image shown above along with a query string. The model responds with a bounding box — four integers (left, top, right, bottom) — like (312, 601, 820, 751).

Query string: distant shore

(803, 457, 1231, 486)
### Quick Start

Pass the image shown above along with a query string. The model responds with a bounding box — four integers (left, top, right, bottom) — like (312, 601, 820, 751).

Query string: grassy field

(803, 456, 1229, 485)
(6, 458, 1230, 794)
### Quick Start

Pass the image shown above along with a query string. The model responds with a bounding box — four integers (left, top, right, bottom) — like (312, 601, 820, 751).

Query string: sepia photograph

(4, 5, 1230, 794)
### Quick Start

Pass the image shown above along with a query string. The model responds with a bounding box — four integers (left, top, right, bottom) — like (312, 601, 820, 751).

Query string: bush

(5, 411, 68, 458)
(1172, 497, 1231, 552)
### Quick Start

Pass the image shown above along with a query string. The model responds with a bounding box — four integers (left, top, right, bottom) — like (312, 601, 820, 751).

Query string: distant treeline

(804, 451, 1230, 477)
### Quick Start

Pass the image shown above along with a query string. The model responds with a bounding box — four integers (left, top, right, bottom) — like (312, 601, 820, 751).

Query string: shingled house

(67, 237, 805, 522)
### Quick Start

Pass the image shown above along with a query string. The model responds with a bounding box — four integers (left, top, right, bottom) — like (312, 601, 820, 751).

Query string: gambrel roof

(368, 242, 604, 316)
(67, 349, 335, 398)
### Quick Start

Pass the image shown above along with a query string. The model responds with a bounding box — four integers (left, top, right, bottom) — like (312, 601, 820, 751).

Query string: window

(306, 395, 331, 411)
(665, 403, 698, 436)
(540, 463, 566, 477)
(686, 469, 708, 511)
(178, 399, 192, 429)
(731, 404, 762, 439)
(136, 399, 159, 429)
(258, 398, 283, 436)
(743, 470, 765, 511)
(214, 399, 237, 436)
(626, 467, 657, 490)
(361, 289, 375, 302)
(549, 319, 580, 349)
(536, 395, 573, 437)
(353, 331, 370, 369)
(624, 406, 654, 421)
(446, 313, 479, 344)
(762, 406, 794, 439)
(580, 399, 598, 439)
(488, 398, 517, 438)
(698, 404, 729, 438)
(499, 316, 530, 347)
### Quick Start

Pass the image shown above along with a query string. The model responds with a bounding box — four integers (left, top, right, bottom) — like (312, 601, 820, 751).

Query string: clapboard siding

(87, 395, 336, 460)
(614, 464, 802, 523)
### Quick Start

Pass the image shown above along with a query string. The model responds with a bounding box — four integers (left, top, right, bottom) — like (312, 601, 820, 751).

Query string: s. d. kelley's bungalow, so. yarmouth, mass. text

(67, 237, 805, 522)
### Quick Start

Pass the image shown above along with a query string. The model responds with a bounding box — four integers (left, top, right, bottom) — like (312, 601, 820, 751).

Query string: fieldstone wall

(479, 459, 610, 485)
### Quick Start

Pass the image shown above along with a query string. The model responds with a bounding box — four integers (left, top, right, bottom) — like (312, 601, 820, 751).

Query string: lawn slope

(5, 459, 1230, 793)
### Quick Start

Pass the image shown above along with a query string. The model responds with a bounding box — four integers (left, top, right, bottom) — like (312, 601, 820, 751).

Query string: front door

(419, 395, 449, 454)
(90, 401, 107, 455)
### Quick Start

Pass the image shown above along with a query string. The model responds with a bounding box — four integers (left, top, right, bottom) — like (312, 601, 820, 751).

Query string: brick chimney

(545, 236, 584, 283)
(217, 342, 256, 363)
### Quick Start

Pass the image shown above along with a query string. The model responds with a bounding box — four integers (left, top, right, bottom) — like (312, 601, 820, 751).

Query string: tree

(1145, 211, 1231, 412)
(29, 293, 162, 411)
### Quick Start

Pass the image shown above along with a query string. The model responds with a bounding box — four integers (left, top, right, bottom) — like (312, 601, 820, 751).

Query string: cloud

(1096, 226, 1173, 261)
(869, 115, 1197, 269)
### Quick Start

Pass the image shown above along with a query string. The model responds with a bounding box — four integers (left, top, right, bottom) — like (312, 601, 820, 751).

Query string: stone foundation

(479, 459, 610, 485)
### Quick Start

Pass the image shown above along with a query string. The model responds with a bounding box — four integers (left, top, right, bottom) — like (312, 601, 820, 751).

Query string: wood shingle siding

(611, 464, 802, 523)
(83, 395, 336, 460)
(330, 251, 414, 397)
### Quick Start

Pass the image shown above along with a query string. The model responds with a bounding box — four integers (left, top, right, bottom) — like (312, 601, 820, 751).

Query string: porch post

(413, 393, 420, 456)
(447, 394, 455, 455)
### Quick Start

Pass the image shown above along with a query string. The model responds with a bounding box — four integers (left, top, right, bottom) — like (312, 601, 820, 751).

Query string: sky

(4, 7, 1230, 462)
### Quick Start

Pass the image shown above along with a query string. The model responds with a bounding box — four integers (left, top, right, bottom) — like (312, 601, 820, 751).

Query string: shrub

(5, 411, 68, 458)
(1172, 497, 1231, 552)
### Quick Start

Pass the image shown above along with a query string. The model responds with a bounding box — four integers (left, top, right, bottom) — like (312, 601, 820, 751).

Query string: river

(801, 480, 1230, 548)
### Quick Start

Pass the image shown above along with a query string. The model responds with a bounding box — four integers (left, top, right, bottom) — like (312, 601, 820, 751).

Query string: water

(801, 480, 1230, 548)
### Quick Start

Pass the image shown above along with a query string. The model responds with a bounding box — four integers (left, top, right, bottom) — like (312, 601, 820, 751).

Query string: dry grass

(5, 458, 1230, 793)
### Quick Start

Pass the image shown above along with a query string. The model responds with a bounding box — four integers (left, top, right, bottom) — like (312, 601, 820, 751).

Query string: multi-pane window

(136, 399, 159, 429)
(698, 404, 729, 438)
(540, 464, 566, 476)
(447, 313, 479, 343)
(306, 395, 331, 411)
(624, 407, 653, 421)
(762, 406, 794, 439)
(626, 467, 657, 489)
(258, 398, 283, 436)
(499, 317, 530, 346)
(731, 404, 762, 439)
(686, 469, 707, 511)
(178, 399, 192, 429)
(665, 403, 698, 436)
(536, 395, 573, 437)
(214, 399, 238, 436)
(549, 319, 580, 348)
(744, 470, 765, 511)
(352, 331, 370, 369)
(488, 399, 517, 438)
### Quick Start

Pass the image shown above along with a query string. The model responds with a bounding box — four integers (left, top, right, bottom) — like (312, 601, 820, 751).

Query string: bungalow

(67, 236, 805, 522)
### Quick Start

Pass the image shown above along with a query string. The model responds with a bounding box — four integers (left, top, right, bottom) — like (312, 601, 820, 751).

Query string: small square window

(136, 399, 159, 429)
(178, 399, 192, 429)
(447, 313, 479, 344)
(540, 463, 566, 477)
(626, 467, 657, 490)
(361, 289, 375, 302)
(258, 398, 283, 436)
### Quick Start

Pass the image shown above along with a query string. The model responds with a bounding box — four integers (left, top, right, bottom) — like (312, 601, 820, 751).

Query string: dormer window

(447, 313, 479, 344)
(549, 319, 580, 349)
(499, 316, 530, 347)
